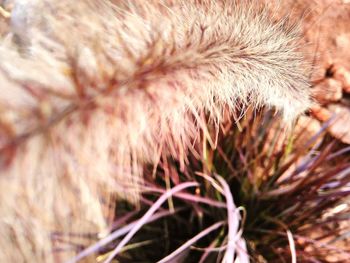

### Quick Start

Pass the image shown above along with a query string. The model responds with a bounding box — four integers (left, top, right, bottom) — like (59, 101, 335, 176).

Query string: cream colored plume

(0, 0, 311, 261)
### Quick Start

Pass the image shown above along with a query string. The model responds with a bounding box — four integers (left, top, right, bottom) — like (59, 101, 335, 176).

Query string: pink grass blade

(143, 186, 226, 208)
(103, 182, 199, 263)
(67, 208, 185, 263)
(216, 176, 245, 263)
(287, 230, 297, 263)
(235, 238, 249, 263)
(157, 221, 225, 263)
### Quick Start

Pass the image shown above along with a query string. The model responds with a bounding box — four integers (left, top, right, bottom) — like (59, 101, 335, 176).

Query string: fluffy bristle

(0, 0, 311, 261)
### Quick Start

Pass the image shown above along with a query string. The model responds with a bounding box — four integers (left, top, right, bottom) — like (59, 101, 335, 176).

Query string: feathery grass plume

(0, 0, 311, 262)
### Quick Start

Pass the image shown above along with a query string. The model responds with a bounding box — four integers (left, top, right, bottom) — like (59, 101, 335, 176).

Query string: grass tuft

(69, 110, 350, 262)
